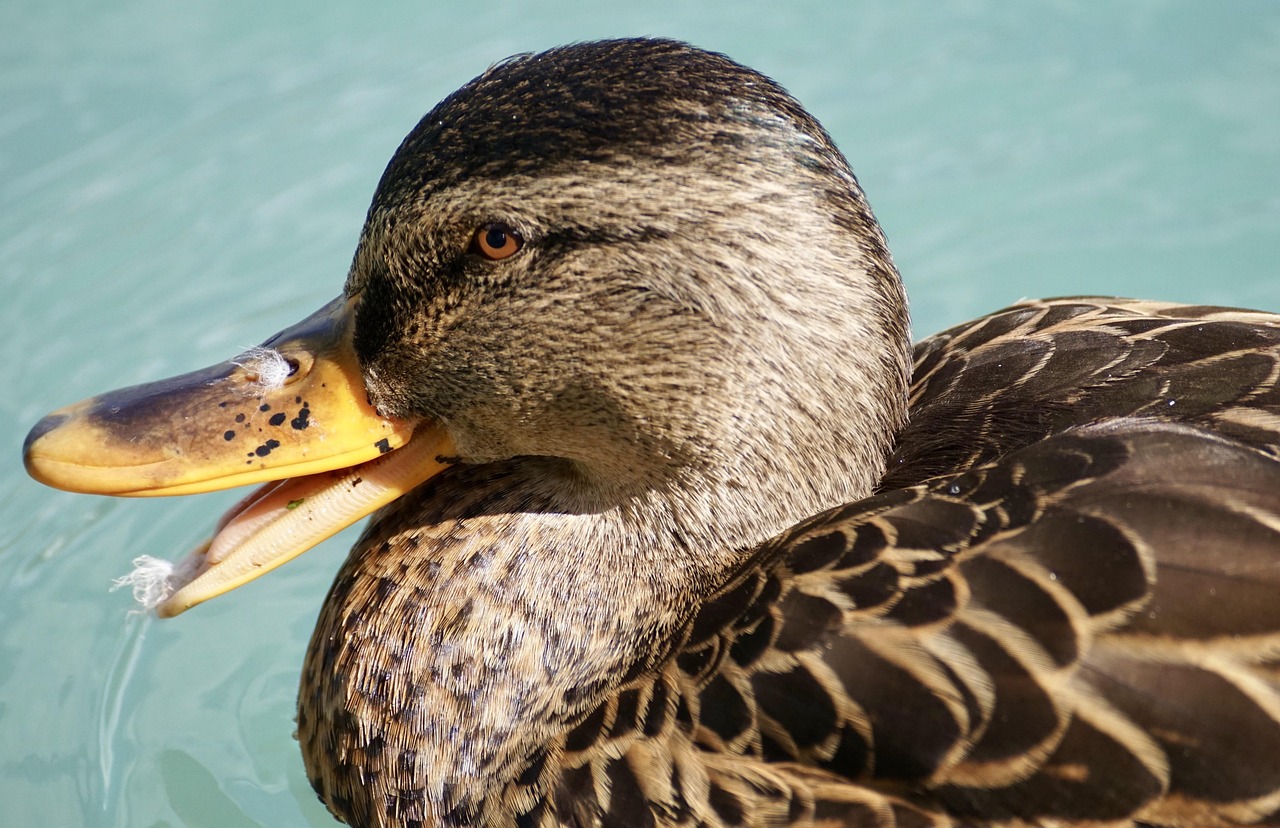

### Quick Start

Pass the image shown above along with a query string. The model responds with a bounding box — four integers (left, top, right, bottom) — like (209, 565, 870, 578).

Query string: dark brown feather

(530, 300, 1280, 827)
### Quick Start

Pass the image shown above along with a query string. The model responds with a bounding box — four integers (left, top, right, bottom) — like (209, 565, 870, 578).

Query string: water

(2, 1, 1278, 825)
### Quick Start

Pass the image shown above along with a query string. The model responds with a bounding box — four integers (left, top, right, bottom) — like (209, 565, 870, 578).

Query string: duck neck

(298, 457, 741, 826)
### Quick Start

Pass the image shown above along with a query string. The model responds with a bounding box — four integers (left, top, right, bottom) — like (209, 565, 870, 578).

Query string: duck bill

(23, 296, 454, 617)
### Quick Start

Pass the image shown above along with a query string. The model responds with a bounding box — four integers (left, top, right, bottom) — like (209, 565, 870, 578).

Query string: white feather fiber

(232, 346, 292, 389)
(111, 553, 202, 612)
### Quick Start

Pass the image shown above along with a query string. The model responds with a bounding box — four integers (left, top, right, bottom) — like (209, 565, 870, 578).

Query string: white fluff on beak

(111, 554, 199, 611)
(232, 346, 292, 389)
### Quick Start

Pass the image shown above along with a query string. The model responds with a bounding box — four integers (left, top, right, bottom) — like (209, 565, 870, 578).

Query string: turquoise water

(2, 2, 1278, 825)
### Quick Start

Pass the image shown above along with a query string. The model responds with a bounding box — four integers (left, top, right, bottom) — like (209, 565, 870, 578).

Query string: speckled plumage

(303, 289, 1280, 827)
(137, 39, 1280, 827)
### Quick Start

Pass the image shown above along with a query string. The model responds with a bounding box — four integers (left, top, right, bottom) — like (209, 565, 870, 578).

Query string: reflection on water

(97, 614, 148, 816)
(2, 1, 1278, 825)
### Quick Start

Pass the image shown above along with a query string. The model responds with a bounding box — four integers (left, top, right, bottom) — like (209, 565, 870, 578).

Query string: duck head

(25, 38, 911, 824)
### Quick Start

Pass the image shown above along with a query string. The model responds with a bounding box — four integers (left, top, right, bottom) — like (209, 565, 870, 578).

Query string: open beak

(23, 296, 454, 617)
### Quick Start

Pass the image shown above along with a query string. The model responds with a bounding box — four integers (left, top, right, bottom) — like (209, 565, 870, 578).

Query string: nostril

(281, 352, 317, 386)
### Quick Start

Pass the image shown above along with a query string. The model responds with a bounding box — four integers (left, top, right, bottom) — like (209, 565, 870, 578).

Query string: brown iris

(471, 223, 524, 260)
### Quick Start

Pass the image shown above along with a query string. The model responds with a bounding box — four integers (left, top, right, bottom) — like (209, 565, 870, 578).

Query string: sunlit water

(2, 2, 1278, 825)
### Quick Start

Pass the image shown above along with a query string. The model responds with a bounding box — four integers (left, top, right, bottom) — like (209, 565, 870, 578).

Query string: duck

(22, 38, 1280, 828)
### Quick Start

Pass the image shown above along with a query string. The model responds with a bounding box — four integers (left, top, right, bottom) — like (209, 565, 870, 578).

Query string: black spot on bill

(254, 439, 282, 457)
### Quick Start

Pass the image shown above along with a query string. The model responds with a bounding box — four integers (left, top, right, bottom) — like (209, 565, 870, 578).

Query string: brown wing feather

(885, 298, 1280, 489)
(529, 300, 1280, 827)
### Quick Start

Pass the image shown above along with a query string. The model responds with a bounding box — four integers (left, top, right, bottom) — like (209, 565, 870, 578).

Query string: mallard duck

(22, 38, 1280, 828)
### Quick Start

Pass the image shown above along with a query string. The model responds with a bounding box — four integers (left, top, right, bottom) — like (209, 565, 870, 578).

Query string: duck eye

(471, 223, 523, 261)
